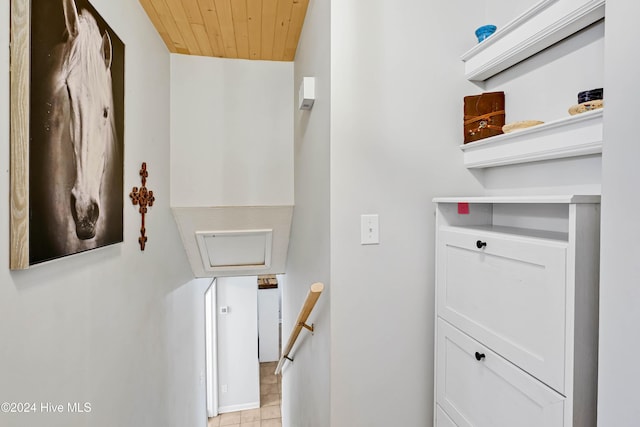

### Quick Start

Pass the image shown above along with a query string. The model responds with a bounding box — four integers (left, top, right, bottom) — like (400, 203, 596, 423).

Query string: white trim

(218, 401, 261, 414)
(195, 229, 273, 272)
(432, 195, 601, 204)
(460, 109, 603, 168)
(205, 280, 218, 418)
(461, 0, 605, 81)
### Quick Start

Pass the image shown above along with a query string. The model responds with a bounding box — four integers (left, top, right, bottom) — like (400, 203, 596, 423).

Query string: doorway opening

(205, 275, 283, 425)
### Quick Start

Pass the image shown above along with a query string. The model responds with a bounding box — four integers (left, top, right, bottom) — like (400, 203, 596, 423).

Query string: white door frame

(205, 279, 219, 418)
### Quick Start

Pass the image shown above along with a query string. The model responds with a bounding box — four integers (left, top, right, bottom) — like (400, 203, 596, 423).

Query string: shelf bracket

(299, 322, 314, 333)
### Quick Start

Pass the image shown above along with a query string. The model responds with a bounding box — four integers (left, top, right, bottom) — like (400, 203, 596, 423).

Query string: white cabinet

(433, 196, 600, 427)
(436, 405, 458, 427)
(436, 320, 565, 427)
(438, 226, 568, 392)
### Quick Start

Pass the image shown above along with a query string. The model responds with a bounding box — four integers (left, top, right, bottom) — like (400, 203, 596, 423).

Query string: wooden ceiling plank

(164, 0, 203, 55)
(196, 0, 226, 57)
(214, 0, 238, 58)
(139, 0, 178, 53)
(283, 0, 309, 61)
(261, 0, 278, 60)
(192, 23, 214, 56)
(141, 0, 307, 61)
(272, 0, 294, 61)
(181, 0, 205, 25)
(246, 0, 262, 59)
(181, 0, 214, 56)
(231, 0, 250, 59)
(148, 0, 191, 53)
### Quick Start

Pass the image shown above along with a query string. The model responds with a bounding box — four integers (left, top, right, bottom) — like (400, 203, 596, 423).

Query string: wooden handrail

(275, 282, 324, 374)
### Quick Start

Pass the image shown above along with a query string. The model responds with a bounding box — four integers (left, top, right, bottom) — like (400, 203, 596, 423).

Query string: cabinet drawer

(436, 320, 565, 427)
(437, 227, 567, 392)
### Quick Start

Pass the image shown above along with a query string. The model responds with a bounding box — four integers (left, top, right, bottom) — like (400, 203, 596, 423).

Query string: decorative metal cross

(129, 162, 155, 251)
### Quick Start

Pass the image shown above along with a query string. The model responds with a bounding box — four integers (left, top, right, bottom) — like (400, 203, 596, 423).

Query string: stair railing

(275, 282, 324, 374)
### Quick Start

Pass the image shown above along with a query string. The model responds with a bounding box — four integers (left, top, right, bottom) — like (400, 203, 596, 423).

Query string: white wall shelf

(461, 0, 605, 82)
(460, 109, 603, 168)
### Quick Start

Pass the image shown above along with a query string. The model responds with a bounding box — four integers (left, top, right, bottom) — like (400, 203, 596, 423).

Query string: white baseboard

(218, 401, 260, 414)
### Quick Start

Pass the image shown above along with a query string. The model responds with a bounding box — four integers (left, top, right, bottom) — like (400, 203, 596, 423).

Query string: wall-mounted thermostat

(299, 77, 315, 110)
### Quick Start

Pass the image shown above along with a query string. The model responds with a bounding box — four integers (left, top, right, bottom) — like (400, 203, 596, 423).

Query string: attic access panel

(196, 229, 273, 272)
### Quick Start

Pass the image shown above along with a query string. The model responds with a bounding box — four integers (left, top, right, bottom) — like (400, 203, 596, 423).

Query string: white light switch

(361, 214, 379, 245)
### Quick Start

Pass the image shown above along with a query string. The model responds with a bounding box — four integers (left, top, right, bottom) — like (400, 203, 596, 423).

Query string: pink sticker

(458, 202, 470, 215)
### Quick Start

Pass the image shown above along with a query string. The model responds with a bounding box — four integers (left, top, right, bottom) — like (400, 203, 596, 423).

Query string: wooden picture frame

(10, 0, 125, 269)
(10, 0, 30, 269)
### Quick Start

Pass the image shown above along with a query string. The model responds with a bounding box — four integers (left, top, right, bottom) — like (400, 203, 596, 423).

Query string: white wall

(485, 21, 604, 124)
(286, 1, 608, 426)
(0, 1, 200, 426)
(283, 0, 332, 425)
(329, 1, 485, 424)
(165, 278, 212, 426)
(484, 0, 544, 30)
(216, 276, 260, 413)
(598, 0, 640, 424)
(170, 55, 294, 207)
(482, 21, 604, 196)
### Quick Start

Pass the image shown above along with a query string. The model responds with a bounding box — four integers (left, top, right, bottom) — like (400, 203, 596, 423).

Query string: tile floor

(208, 361, 282, 427)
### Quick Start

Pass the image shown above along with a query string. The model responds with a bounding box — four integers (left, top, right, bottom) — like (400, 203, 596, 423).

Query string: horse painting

(29, 0, 124, 264)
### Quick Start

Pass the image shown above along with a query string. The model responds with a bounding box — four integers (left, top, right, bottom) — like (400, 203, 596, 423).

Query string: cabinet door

(436, 404, 458, 427)
(436, 320, 565, 427)
(437, 227, 567, 393)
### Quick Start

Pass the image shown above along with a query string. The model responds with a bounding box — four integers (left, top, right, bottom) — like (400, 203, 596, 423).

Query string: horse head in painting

(55, 0, 115, 240)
